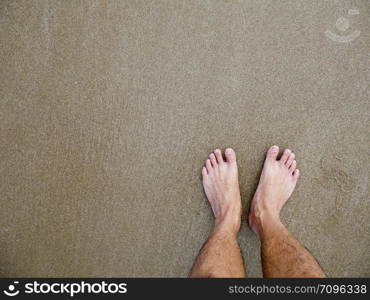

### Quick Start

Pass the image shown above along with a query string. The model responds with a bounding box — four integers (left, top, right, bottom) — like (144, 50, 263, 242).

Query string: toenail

(271, 145, 278, 152)
(225, 148, 234, 155)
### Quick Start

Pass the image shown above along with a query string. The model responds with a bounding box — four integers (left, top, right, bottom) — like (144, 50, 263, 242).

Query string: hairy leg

(249, 145, 326, 277)
(190, 148, 246, 278)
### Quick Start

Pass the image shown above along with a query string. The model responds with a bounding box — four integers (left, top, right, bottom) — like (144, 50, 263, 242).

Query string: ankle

(214, 209, 241, 235)
(252, 191, 280, 219)
(253, 206, 282, 233)
(260, 210, 281, 226)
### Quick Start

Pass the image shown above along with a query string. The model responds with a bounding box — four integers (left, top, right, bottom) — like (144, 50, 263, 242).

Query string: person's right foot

(202, 148, 242, 234)
(248, 145, 300, 238)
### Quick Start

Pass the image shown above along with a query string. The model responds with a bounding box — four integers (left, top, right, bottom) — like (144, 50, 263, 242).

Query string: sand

(0, 0, 369, 277)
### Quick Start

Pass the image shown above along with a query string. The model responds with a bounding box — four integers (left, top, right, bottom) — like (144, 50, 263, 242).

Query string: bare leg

(249, 145, 326, 277)
(190, 148, 246, 278)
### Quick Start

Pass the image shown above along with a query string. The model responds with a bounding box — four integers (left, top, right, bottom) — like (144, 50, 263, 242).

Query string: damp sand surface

(0, 1, 369, 276)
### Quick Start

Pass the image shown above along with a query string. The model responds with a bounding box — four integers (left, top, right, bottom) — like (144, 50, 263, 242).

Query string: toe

(266, 145, 279, 161)
(280, 149, 291, 164)
(209, 153, 217, 167)
(293, 168, 300, 180)
(225, 148, 236, 163)
(289, 160, 297, 173)
(286, 152, 295, 167)
(206, 159, 212, 173)
(214, 149, 224, 164)
(202, 166, 208, 177)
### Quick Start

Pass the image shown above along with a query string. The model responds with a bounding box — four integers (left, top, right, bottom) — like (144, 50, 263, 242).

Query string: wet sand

(0, 0, 369, 276)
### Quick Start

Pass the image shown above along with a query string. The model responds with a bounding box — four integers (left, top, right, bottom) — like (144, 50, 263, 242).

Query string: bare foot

(202, 148, 242, 234)
(249, 145, 300, 238)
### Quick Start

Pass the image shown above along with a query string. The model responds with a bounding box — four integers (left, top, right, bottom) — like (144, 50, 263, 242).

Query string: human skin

(190, 146, 326, 278)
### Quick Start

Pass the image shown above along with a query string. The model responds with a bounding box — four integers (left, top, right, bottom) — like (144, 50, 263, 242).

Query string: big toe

(225, 148, 236, 163)
(266, 145, 279, 161)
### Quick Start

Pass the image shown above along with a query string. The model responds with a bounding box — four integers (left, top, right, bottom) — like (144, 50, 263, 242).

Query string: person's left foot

(202, 148, 242, 233)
